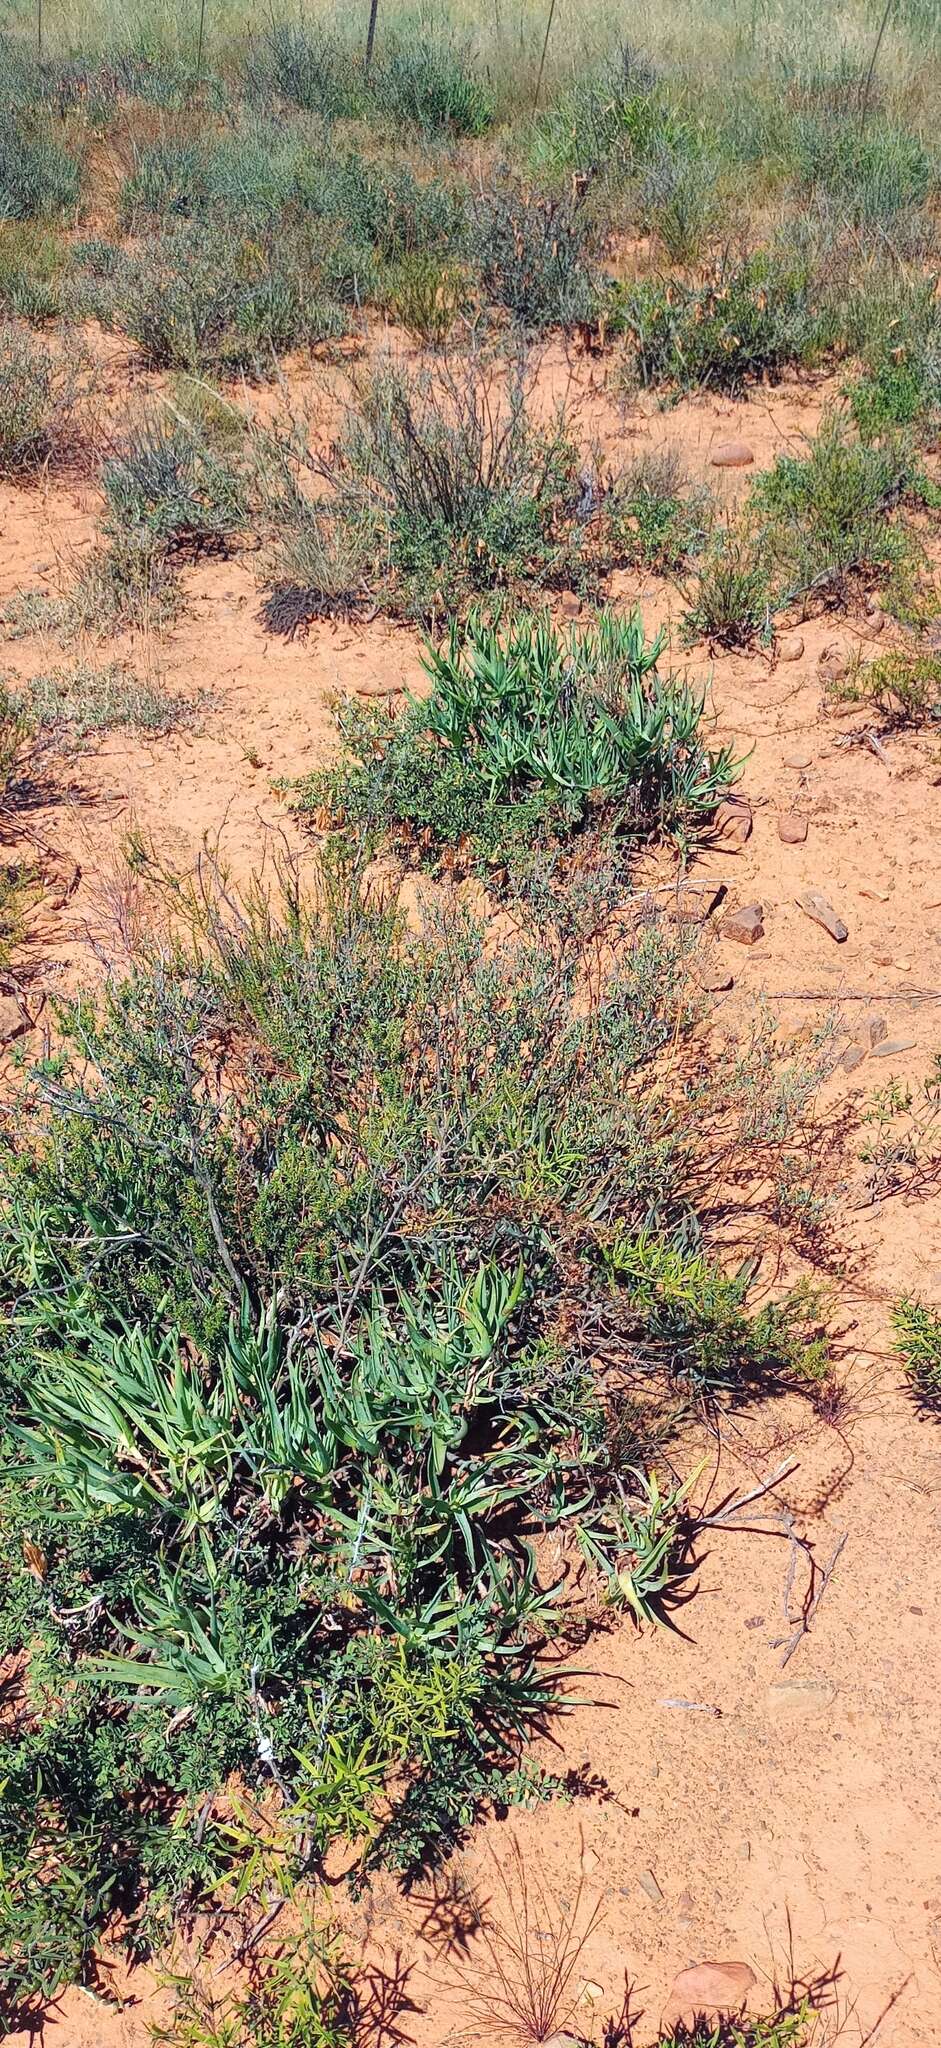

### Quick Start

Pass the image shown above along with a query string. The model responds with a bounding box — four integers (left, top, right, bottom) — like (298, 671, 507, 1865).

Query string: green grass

(893, 1298, 941, 1412)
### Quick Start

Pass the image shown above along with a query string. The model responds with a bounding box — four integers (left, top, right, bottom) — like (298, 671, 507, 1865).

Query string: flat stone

(796, 890, 848, 943)
(783, 748, 813, 769)
(0, 995, 29, 1046)
(864, 1014, 888, 1049)
(842, 1044, 867, 1074)
(778, 633, 804, 662)
(710, 438, 755, 468)
(637, 1869, 664, 1904)
(870, 1038, 917, 1057)
(720, 903, 764, 945)
(713, 798, 752, 846)
(699, 965, 734, 993)
(672, 881, 724, 925)
(662, 1961, 757, 2032)
(767, 1677, 837, 1719)
(777, 812, 808, 844)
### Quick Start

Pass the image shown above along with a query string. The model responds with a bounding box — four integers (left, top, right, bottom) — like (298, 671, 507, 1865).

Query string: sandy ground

(3, 350, 941, 2047)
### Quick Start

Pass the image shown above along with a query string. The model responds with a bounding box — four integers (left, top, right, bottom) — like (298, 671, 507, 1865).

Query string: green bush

(263, 356, 592, 621)
(0, 321, 84, 475)
(370, 42, 493, 137)
(750, 414, 925, 606)
(823, 646, 941, 728)
(893, 1298, 941, 1412)
(608, 446, 712, 571)
(299, 609, 739, 868)
(248, 23, 362, 119)
(104, 227, 345, 374)
(0, 860, 828, 2011)
(620, 254, 831, 395)
(471, 182, 596, 329)
(101, 412, 245, 558)
(0, 122, 80, 221)
(682, 531, 772, 648)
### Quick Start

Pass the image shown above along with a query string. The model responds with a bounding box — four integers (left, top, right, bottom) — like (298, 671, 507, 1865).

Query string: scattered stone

(662, 1961, 757, 2032)
(543, 2035, 584, 2048)
(713, 797, 753, 846)
(767, 1677, 837, 1719)
(864, 1014, 888, 1049)
(710, 438, 755, 468)
(865, 603, 886, 634)
(672, 881, 725, 925)
(842, 1044, 867, 1074)
(796, 890, 848, 943)
(818, 644, 849, 684)
(738, 1839, 752, 1860)
(870, 1038, 917, 1058)
(699, 965, 734, 993)
(0, 996, 29, 1047)
(720, 903, 764, 945)
(783, 748, 813, 770)
(579, 1982, 605, 2004)
(777, 812, 808, 844)
(777, 633, 804, 662)
(637, 1869, 664, 1905)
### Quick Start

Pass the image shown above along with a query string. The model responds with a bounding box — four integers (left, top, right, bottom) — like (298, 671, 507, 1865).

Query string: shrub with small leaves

(471, 182, 597, 329)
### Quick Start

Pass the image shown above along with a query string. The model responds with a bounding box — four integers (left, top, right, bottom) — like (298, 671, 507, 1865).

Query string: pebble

(710, 438, 755, 467)
(699, 965, 734, 993)
(783, 748, 813, 769)
(637, 1869, 664, 1904)
(778, 633, 804, 662)
(777, 812, 808, 844)
(662, 1961, 757, 2032)
(713, 797, 753, 846)
(767, 1677, 837, 1718)
(864, 1015, 888, 1048)
(842, 1044, 867, 1074)
(720, 903, 764, 945)
(796, 890, 848, 943)
(870, 1038, 917, 1057)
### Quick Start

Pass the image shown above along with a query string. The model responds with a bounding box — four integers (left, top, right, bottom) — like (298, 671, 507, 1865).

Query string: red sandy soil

(3, 345, 941, 2047)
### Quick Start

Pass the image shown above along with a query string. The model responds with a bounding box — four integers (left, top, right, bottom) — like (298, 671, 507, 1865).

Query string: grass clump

(101, 412, 245, 559)
(0, 223, 69, 322)
(682, 531, 772, 648)
(11, 660, 193, 740)
(370, 41, 493, 138)
(298, 609, 739, 872)
(893, 1298, 941, 1414)
(0, 858, 827, 2013)
(620, 254, 830, 396)
(609, 447, 712, 572)
(101, 227, 345, 376)
(0, 121, 80, 221)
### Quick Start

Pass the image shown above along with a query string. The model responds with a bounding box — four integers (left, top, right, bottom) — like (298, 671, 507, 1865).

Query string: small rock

(662, 1961, 757, 2032)
(796, 890, 848, 943)
(767, 1677, 837, 1719)
(720, 903, 764, 945)
(870, 1038, 917, 1058)
(0, 995, 29, 1046)
(543, 2036, 584, 2048)
(713, 798, 752, 847)
(864, 1014, 888, 1049)
(738, 1839, 752, 1860)
(777, 812, 808, 844)
(777, 633, 804, 662)
(783, 748, 813, 770)
(818, 644, 849, 683)
(865, 603, 886, 634)
(699, 965, 734, 993)
(842, 1044, 867, 1074)
(637, 1869, 664, 1905)
(710, 438, 755, 468)
(669, 883, 724, 926)
(579, 1982, 604, 2004)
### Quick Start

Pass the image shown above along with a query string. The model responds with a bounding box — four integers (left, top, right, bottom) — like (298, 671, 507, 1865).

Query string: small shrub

(824, 647, 941, 729)
(620, 254, 831, 395)
(12, 660, 193, 739)
(0, 123, 80, 221)
(101, 412, 245, 558)
(790, 112, 932, 224)
(0, 322, 85, 475)
(300, 608, 739, 868)
(118, 139, 212, 230)
(0, 223, 68, 322)
(608, 446, 712, 571)
(471, 182, 596, 330)
(107, 228, 345, 374)
(893, 1298, 941, 1413)
(271, 355, 591, 620)
(248, 23, 362, 120)
(528, 49, 665, 181)
(751, 415, 924, 607)
(638, 141, 722, 265)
